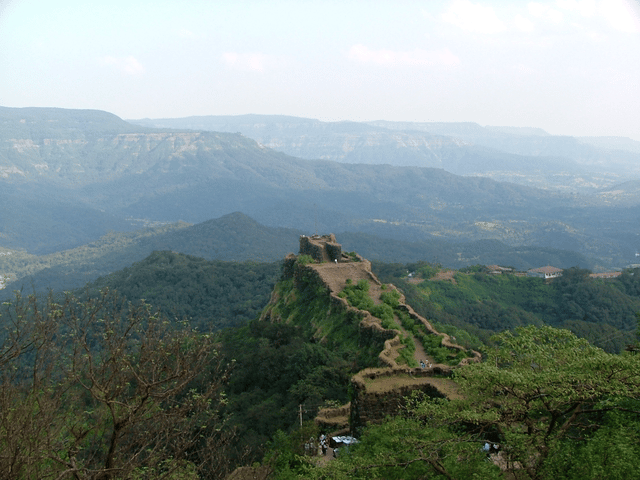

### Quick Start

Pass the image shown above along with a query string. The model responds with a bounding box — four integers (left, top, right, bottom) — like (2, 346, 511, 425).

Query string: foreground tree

(294, 325, 640, 479)
(440, 325, 640, 478)
(0, 289, 232, 479)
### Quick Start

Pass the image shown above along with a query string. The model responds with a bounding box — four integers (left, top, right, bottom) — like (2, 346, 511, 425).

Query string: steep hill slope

(0, 212, 302, 296)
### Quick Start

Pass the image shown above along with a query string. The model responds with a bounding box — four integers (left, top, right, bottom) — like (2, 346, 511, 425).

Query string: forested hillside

(1, 212, 594, 298)
(82, 249, 383, 469)
(0, 213, 301, 297)
(3, 240, 640, 478)
(88, 251, 281, 331)
(72, 248, 636, 354)
(373, 262, 640, 352)
(82, 249, 640, 467)
(69, 247, 637, 358)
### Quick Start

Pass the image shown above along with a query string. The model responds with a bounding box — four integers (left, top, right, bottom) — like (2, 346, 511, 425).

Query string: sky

(0, 0, 639, 140)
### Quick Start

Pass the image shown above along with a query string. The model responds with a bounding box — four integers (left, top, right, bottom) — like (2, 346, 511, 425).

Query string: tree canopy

(373, 263, 640, 352)
(283, 325, 640, 479)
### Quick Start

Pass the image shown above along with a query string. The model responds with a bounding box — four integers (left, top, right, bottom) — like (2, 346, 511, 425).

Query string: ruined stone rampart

(283, 253, 297, 279)
(350, 375, 450, 429)
(293, 260, 399, 352)
(315, 403, 351, 434)
(299, 234, 342, 263)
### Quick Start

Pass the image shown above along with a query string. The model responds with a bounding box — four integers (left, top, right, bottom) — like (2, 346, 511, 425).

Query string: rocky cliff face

(130, 114, 469, 169)
(131, 114, 640, 187)
(1, 129, 259, 185)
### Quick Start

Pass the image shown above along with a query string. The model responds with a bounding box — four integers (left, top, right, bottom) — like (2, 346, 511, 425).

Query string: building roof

(589, 272, 622, 279)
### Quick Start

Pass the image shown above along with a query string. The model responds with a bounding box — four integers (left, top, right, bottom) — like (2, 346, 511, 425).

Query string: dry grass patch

(364, 374, 461, 399)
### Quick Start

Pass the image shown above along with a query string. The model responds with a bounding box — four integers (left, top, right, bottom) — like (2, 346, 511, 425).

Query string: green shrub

(380, 289, 401, 308)
(370, 304, 394, 323)
(341, 279, 375, 311)
(381, 318, 401, 330)
(397, 334, 418, 367)
(346, 252, 360, 262)
(297, 255, 315, 265)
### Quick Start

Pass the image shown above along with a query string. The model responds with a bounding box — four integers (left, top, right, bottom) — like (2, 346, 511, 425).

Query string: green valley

(3, 107, 640, 269)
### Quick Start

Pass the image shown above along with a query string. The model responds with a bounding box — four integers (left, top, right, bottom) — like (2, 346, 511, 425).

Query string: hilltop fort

(262, 234, 480, 435)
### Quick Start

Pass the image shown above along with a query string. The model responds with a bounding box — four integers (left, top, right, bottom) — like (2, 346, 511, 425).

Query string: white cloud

(441, 0, 506, 34)
(101, 55, 144, 75)
(555, 0, 597, 17)
(178, 29, 196, 39)
(221, 52, 268, 72)
(514, 14, 536, 32)
(598, 0, 640, 33)
(347, 44, 460, 67)
(528, 2, 564, 23)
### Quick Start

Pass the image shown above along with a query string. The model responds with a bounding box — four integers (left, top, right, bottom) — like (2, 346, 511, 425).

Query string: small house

(528, 266, 563, 279)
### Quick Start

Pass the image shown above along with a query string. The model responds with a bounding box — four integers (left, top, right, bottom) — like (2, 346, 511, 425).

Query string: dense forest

(373, 262, 640, 353)
(86, 250, 282, 331)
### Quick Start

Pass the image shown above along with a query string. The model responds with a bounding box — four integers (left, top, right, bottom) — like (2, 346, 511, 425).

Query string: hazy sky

(1, 0, 639, 140)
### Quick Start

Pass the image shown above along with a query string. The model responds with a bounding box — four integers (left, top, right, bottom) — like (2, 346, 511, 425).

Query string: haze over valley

(2, 0, 639, 288)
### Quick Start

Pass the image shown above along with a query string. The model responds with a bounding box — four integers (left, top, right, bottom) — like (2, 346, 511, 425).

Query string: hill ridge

(261, 234, 480, 433)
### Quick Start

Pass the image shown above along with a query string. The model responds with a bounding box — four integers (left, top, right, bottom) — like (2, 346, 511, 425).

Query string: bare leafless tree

(0, 289, 234, 479)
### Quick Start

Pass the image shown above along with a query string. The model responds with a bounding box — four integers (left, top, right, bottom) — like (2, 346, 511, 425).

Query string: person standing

(320, 434, 328, 455)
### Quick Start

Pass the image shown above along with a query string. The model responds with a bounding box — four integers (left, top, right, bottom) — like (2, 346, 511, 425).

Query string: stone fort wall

(299, 234, 342, 263)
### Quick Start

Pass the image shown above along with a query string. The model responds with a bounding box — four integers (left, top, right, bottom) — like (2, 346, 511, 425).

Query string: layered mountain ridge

(131, 114, 640, 189)
(2, 106, 640, 270)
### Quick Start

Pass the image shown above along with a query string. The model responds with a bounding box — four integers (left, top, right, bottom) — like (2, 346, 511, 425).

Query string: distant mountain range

(131, 114, 640, 191)
(1, 106, 639, 273)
